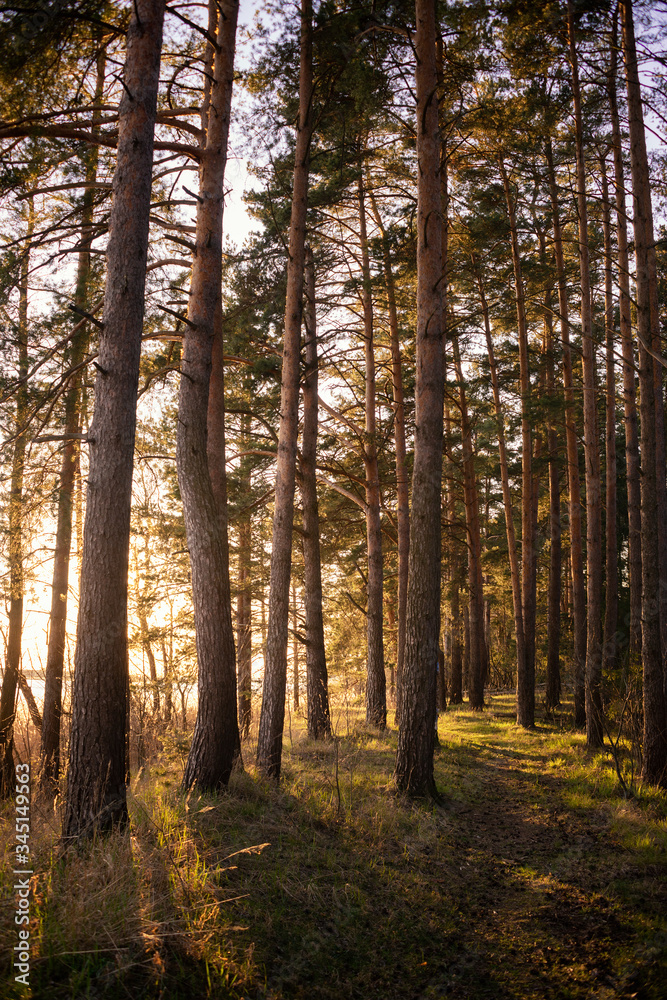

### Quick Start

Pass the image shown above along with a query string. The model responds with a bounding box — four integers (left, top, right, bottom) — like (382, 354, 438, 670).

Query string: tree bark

(609, 15, 642, 660)
(0, 201, 33, 798)
(63, 0, 165, 838)
(621, 0, 667, 786)
(257, 0, 313, 778)
(546, 140, 587, 727)
(500, 158, 535, 728)
(300, 248, 331, 739)
(601, 153, 619, 683)
(545, 286, 562, 711)
(358, 173, 386, 727)
(237, 414, 253, 738)
(395, 0, 444, 797)
(568, 0, 604, 748)
(179, 0, 240, 791)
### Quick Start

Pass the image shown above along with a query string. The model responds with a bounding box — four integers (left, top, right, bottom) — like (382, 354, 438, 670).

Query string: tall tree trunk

(395, 0, 444, 797)
(358, 173, 386, 727)
(500, 158, 535, 728)
(41, 52, 106, 794)
(257, 0, 313, 778)
(621, 0, 667, 786)
(601, 154, 619, 682)
(476, 264, 527, 709)
(300, 248, 331, 739)
(0, 201, 33, 798)
(609, 15, 642, 660)
(367, 187, 409, 727)
(568, 0, 604, 748)
(445, 405, 463, 705)
(237, 415, 253, 739)
(546, 140, 587, 727)
(63, 0, 165, 838)
(179, 0, 240, 791)
(545, 285, 562, 711)
(451, 334, 486, 709)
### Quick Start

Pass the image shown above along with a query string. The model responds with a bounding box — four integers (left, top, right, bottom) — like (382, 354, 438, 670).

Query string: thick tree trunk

(395, 0, 444, 797)
(568, 0, 604, 748)
(179, 0, 240, 791)
(609, 24, 642, 660)
(0, 202, 33, 798)
(41, 54, 105, 794)
(500, 159, 535, 728)
(300, 248, 331, 739)
(257, 0, 313, 778)
(367, 187, 409, 726)
(546, 140, 587, 727)
(476, 265, 527, 708)
(358, 174, 386, 727)
(63, 0, 165, 838)
(621, 0, 667, 786)
(451, 334, 486, 709)
(601, 155, 619, 682)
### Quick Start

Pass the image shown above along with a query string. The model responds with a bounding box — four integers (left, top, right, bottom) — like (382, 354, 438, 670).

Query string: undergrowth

(1, 695, 666, 999)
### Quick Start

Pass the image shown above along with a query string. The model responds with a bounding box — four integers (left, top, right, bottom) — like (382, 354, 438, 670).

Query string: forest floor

(2, 693, 667, 999)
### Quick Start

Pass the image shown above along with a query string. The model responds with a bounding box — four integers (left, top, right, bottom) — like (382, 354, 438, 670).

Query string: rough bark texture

(394, 0, 443, 797)
(179, 0, 240, 791)
(257, 0, 313, 778)
(568, 0, 603, 748)
(300, 249, 331, 739)
(0, 203, 33, 798)
(601, 155, 618, 683)
(622, 0, 667, 786)
(477, 266, 527, 710)
(237, 414, 253, 738)
(546, 141, 587, 727)
(358, 175, 386, 727)
(63, 0, 165, 838)
(41, 58, 105, 792)
(500, 159, 535, 729)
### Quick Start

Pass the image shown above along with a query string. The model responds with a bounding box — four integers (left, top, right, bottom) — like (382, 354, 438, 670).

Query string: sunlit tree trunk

(445, 405, 463, 705)
(546, 140, 587, 727)
(621, 0, 667, 786)
(0, 201, 33, 798)
(300, 248, 331, 739)
(257, 0, 313, 778)
(545, 288, 562, 710)
(500, 159, 535, 728)
(237, 414, 252, 738)
(395, 0, 444, 797)
(63, 0, 165, 837)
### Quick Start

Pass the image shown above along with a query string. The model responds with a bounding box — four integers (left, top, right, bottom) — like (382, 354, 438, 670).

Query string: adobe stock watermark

(14, 762, 31, 988)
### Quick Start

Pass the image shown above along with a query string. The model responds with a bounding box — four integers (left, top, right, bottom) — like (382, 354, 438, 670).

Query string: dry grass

(1, 694, 666, 998)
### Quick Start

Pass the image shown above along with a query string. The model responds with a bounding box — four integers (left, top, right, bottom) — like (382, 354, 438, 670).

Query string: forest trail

(3, 697, 666, 999)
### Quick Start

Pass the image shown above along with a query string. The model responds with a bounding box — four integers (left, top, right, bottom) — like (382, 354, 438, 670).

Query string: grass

(1, 693, 666, 999)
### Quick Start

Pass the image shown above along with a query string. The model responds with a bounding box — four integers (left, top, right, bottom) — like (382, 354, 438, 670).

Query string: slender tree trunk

(41, 53, 106, 794)
(476, 264, 527, 708)
(292, 581, 299, 710)
(451, 334, 485, 709)
(545, 288, 562, 710)
(358, 173, 386, 727)
(568, 0, 604, 747)
(445, 406, 463, 705)
(300, 248, 331, 739)
(257, 0, 313, 778)
(621, 0, 667, 786)
(500, 158, 535, 728)
(237, 416, 252, 738)
(63, 0, 165, 838)
(179, 0, 240, 791)
(0, 202, 33, 798)
(395, 0, 444, 797)
(367, 187, 409, 726)
(601, 154, 619, 682)
(546, 140, 587, 726)
(609, 22, 642, 660)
